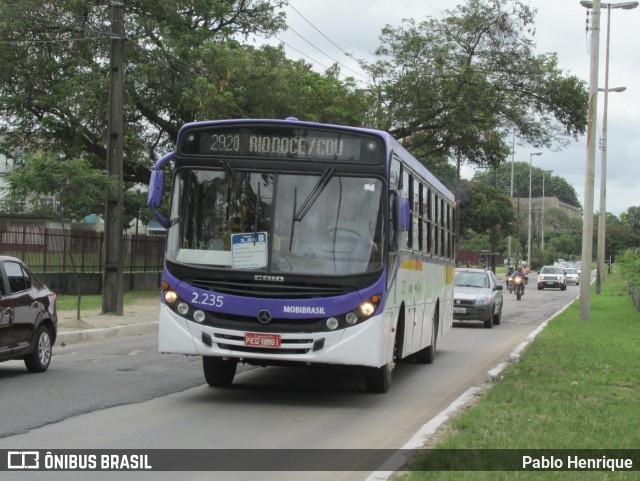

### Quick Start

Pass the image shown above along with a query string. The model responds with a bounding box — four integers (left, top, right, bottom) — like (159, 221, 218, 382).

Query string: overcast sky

(254, 0, 639, 216)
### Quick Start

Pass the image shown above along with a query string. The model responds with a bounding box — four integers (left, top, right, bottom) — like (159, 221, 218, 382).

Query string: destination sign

(178, 125, 383, 163)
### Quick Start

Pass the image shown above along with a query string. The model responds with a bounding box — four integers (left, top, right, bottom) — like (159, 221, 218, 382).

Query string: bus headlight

(359, 302, 376, 317)
(345, 312, 359, 325)
(176, 301, 189, 315)
(326, 317, 339, 330)
(164, 290, 178, 304)
(359, 294, 381, 318)
(193, 310, 206, 323)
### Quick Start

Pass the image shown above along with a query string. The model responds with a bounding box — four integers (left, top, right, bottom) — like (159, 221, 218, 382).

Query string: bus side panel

(418, 262, 440, 352)
(442, 264, 455, 336)
(395, 256, 416, 358)
(409, 260, 426, 356)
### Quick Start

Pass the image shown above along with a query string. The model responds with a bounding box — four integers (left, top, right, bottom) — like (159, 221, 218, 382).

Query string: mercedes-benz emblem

(257, 310, 272, 324)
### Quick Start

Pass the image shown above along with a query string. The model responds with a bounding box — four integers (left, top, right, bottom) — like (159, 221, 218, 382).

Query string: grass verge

(399, 273, 640, 480)
(56, 290, 160, 311)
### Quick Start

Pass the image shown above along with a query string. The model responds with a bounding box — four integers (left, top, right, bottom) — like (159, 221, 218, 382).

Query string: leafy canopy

(472, 161, 580, 208)
(363, 0, 588, 169)
(3, 154, 115, 220)
(0, 0, 368, 186)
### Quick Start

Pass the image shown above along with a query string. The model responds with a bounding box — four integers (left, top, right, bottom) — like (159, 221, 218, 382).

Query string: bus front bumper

(158, 304, 392, 368)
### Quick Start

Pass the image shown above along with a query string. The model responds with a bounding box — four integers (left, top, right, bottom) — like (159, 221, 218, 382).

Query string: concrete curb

(57, 322, 158, 346)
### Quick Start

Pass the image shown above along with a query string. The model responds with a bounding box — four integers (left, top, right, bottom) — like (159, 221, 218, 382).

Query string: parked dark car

(0, 256, 57, 372)
(453, 268, 503, 328)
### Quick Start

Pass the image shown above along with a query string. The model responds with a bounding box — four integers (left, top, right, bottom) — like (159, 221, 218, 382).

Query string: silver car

(564, 267, 579, 285)
(453, 268, 504, 328)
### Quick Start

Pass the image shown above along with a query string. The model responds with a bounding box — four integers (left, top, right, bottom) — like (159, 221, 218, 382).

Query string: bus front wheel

(364, 330, 398, 393)
(203, 357, 237, 387)
(364, 362, 393, 393)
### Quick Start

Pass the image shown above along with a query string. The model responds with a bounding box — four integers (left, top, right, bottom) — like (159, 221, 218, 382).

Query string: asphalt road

(0, 275, 580, 480)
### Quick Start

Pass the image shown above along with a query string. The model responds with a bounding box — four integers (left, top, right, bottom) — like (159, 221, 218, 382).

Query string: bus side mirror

(148, 169, 169, 228)
(396, 191, 411, 233)
(148, 170, 164, 209)
(147, 152, 174, 229)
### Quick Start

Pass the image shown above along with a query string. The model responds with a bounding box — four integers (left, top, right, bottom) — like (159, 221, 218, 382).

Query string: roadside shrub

(618, 248, 640, 311)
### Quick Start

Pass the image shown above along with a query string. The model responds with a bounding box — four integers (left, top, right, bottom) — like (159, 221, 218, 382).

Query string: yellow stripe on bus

(445, 266, 455, 284)
(400, 259, 423, 271)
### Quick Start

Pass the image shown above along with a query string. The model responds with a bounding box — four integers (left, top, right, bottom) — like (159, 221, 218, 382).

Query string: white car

(564, 267, 579, 286)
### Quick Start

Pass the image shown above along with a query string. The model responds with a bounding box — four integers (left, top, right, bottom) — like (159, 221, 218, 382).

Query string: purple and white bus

(148, 118, 455, 393)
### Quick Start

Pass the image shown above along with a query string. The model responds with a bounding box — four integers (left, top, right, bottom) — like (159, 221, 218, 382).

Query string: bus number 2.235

(191, 292, 224, 308)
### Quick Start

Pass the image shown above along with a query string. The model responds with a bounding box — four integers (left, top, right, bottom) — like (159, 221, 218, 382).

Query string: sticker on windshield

(231, 232, 268, 269)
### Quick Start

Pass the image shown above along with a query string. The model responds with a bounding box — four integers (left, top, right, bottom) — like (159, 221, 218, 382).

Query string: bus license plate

(245, 333, 281, 348)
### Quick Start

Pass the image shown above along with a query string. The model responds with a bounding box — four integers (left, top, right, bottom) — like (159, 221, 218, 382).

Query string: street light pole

(596, 3, 636, 295)
(508, 131, 515, 265)
(528, 152, 542, 267)
(579, 0, 602, 321)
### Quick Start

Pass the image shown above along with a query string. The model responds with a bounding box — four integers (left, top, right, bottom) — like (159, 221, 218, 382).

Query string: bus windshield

(166, 168, 384, 275)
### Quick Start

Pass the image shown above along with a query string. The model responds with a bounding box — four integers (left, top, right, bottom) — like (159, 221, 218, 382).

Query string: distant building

(511, 197, 582, 219)
(511, 196, 582, 242)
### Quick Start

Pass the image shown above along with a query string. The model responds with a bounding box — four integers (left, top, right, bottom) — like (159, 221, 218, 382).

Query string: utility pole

(102, 1, 124, 315)
(580, 0, 601, 321)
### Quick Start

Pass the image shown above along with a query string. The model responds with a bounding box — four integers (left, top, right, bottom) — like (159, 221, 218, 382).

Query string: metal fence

(0, 224, 165, 273)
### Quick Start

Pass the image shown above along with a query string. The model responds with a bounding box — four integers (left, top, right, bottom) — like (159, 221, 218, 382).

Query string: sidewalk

(56, 297, 160, 346)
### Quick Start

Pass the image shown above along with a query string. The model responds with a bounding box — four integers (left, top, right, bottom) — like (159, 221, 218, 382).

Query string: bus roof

(178, 118, 455, 203)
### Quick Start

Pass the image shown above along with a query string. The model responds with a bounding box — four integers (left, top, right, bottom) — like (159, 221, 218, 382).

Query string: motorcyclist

(514, 264, 528, 291)
(505, 265, 515, 291)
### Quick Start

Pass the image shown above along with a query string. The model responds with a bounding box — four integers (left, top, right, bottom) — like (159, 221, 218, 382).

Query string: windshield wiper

(293, 167, 335, 222)
(220, 161, 237, 186)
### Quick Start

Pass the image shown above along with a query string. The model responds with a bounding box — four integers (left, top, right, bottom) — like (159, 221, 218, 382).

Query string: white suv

(537, 266, 567, 291)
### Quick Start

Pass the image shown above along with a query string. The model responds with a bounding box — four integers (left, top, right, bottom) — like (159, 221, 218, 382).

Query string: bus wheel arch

(364, 307, 403, 394)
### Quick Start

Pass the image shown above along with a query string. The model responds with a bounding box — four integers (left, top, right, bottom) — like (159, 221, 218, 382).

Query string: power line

(286, 25, 369, 80)
(281, 0, 370, 83)
(284, 0, 355, 59)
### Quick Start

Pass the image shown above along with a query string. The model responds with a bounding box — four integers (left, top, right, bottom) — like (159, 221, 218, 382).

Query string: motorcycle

(514, 275, 525, 301)
(506, 275, 514, 293)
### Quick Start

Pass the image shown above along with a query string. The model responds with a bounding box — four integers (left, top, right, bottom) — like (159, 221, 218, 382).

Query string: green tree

(621, 206, 640, 236)
(473, 161, 580, 207)
(457, 181, 516, 253)
(596, 213, 640, 261)
(3, 153, 116, 321)
(0, 1, 368, 186)
(363, 0, 588, 170)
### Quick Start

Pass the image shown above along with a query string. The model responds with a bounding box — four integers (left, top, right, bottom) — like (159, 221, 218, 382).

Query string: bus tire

(203, 356, 237, 387)
(364, 363, 393, 393)
(365, 329, 398, 393)
(416, 309, 438, 364)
